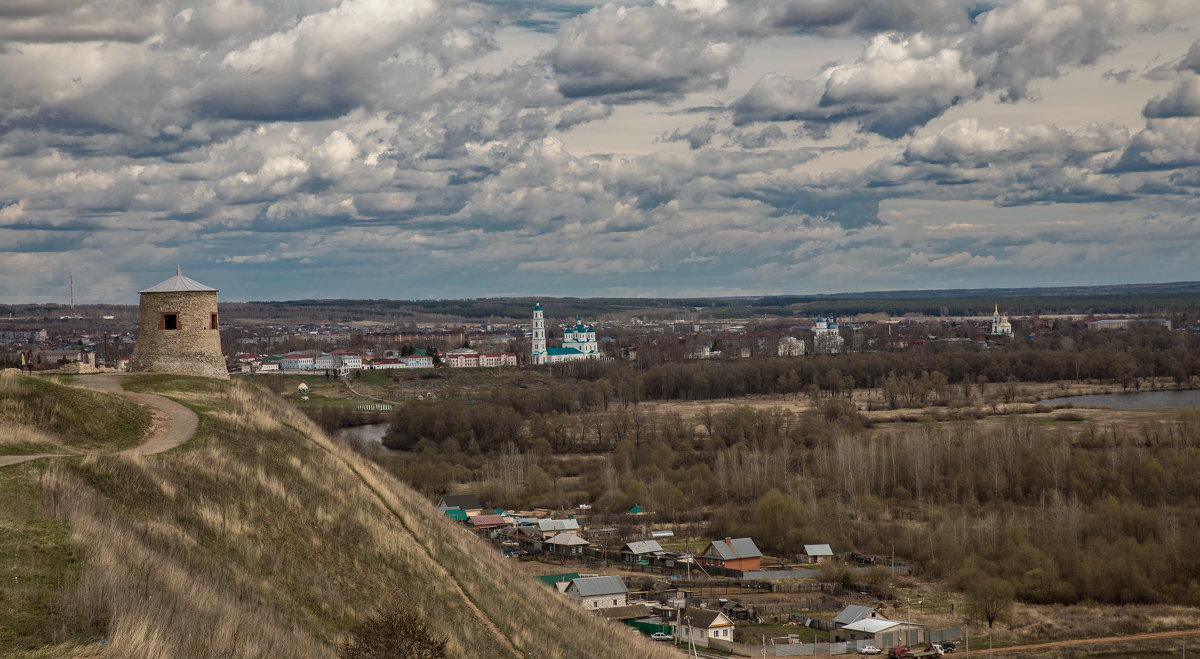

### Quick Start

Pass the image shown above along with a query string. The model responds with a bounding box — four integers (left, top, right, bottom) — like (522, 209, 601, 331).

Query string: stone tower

(531, 302, 547, 365)
(129, 267, 228, 379)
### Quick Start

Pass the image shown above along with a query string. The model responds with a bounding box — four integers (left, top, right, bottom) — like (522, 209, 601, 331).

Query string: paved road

(0, 373, 198, 467)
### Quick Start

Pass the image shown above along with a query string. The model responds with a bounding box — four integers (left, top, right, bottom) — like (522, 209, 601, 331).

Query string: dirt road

(967, 627, 1200, 655)
(0, 374, 198, 467)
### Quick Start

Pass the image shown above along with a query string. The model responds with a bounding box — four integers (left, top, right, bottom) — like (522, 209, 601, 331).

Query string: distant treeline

(747, 294, 1200, 318)
(236, 289, 1200, 321)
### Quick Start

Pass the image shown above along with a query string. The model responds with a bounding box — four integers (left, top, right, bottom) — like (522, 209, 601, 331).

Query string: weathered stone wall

(130, 290, 228, 379)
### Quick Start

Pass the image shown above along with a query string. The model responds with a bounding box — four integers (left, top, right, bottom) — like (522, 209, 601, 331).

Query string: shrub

(340, 608, 447, 659)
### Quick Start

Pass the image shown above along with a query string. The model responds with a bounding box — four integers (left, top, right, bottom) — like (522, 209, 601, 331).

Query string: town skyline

(2, 0, 1199, 304)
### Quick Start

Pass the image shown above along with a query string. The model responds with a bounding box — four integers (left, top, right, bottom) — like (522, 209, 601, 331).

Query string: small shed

(801, 543, 835, 564)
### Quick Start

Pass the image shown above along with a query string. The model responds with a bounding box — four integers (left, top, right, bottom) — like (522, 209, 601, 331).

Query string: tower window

(161, 313, 179, 330)
(210, 313, 219, 330)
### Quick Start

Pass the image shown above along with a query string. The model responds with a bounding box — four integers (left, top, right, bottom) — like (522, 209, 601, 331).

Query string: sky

(1, 0, 1199, 304)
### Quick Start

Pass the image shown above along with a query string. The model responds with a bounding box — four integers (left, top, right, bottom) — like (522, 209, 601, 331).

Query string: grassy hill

(0, 371, 150, 455)
(0, 371, 676, 658)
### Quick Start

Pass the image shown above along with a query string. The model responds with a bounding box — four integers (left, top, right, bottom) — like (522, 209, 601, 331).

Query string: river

(1039, 389, 1200, 409)
(334, 423, 392, 446)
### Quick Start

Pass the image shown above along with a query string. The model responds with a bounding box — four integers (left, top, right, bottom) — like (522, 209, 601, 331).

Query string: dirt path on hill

(78, 374, 199, 456)
(0, 374, 199, 468)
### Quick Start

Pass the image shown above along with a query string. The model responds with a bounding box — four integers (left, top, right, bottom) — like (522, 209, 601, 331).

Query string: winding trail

(0, 373, 198, 467)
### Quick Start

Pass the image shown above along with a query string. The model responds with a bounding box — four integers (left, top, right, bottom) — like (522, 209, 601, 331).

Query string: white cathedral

(530, 303, 601, 364)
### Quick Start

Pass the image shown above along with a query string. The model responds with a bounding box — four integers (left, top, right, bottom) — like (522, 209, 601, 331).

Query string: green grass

(0, 442, 74, 456)
(0, 463, 93, 650)
(1, 375, 151, 453)
(735, 622, 826, 643)
(117, 373, 224, 395)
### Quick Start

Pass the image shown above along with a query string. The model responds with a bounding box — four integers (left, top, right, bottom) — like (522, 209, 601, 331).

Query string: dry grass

(0, 371, 150, 454)
(9, 375, 676, 658)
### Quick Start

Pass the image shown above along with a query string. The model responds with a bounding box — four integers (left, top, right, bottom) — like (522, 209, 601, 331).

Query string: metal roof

(621, 540, 665, 555)
(678, 608, 732, 629)
(139, 266, 218, 293)
(439, 494, 482, 510)
(804, 543, 834, 556)
(842, 618, 918, 634)
(569, 575, 627, 597)
(833, 604, 877, 626)
(546, 533, 589, 546)
(469, 514, 507, 527)
(536, 518, 579, 532)
(701, 537, 762, 561)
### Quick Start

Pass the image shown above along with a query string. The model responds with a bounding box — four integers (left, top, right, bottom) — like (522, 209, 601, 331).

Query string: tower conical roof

(139, 266, 218, 293)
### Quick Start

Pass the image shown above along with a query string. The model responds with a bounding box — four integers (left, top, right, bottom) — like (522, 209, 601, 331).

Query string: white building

(531, 303, 603, 364)
(478, 352, 517, 367)
(564, 576, 628, 610)
(280, 353, 315, 370)
(531, 302, 548, 365)
(401, 355, 434, 368)
(446, 348, 480, 368)
(778, 336, 806, 357)
(812, 317, 845, 355)
(314, 353, 337, 369)
(673, 608, 735, 648)
(990, 305, 1013, 336)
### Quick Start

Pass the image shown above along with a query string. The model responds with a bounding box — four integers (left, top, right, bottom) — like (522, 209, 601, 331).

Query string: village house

(801, 543, 834, 564)
(437, 494, 483, 517)
(544, 532, 590, 556)
(534, 518, 581, 539)
(673, 608, 735, 648)
(697, 537, 763, 571)
(832, 604, 884, 629)
(468, 514, 509, 534)
(832, 618, 924, 647)
(619, 540, 666, 563)
(564, 576, 628, 610)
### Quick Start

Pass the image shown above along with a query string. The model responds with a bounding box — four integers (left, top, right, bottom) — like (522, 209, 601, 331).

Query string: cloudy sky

(2, 0, 1199, 303)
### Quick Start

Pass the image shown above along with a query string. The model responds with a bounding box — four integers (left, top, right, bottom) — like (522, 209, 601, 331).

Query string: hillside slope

(1, 373, 677, 658)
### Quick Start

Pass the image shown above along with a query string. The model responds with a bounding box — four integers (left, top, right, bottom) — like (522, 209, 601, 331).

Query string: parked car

(650, 632, 673, 642)
(936, 642, 956, 653)
(859, 647, 882, 655)
(888, 648, 912, 659)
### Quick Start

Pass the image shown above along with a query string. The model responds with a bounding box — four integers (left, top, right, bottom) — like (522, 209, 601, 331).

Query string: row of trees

(360, 396, 1200, 607)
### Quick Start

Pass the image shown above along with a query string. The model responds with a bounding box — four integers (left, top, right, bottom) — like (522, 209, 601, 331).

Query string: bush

(340, 609, 448, 659)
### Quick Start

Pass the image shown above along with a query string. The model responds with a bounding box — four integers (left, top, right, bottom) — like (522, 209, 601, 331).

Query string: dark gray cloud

(1143, 75, 1200, 118)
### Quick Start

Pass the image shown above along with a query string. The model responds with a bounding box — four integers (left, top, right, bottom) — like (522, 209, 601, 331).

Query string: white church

(531, 303, 602, 364)
(990, 305, 1013, 336)
(812, 316, 845, 355)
